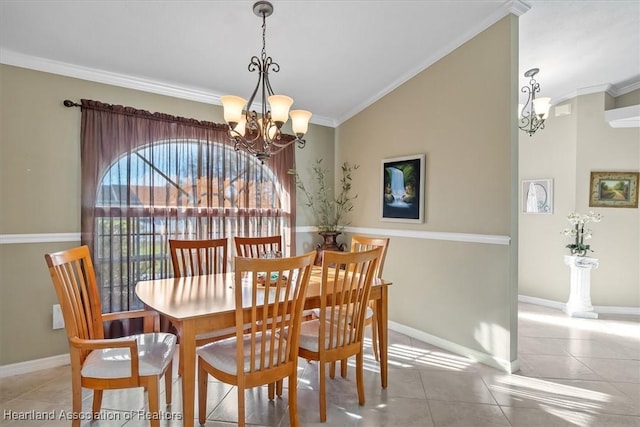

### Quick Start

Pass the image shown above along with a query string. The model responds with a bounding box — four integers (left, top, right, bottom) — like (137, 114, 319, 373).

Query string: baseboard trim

(518, 294, 640, 316)
(0, 354, 69, 378)
(388, 321, 517, 373)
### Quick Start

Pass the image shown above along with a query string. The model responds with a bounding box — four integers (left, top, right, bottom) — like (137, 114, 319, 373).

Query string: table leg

(376, 287, 388, 388)
(180, 321, 196, 427)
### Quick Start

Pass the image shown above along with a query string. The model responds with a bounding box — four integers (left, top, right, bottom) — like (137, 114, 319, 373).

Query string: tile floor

(1, 303, 639, 426)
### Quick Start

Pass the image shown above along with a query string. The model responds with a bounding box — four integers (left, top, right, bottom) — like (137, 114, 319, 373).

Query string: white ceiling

(1, 0, 638, 127)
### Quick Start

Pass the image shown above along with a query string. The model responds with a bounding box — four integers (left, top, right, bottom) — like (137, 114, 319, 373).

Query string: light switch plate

(52, 304, 65, 329)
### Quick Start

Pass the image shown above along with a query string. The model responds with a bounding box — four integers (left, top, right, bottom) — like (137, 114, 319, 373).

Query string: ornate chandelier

(221, 1, 311, 161)
(519, 68, 551, 136)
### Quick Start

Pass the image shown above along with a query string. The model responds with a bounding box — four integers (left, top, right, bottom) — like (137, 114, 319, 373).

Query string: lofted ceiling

(1, 0, 638, 128)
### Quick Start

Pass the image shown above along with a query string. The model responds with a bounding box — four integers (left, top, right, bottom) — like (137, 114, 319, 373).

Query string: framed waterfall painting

(381, 154, 425, 223)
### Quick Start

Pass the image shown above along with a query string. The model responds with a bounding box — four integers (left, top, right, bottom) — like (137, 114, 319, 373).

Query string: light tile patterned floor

(1, 303, 639, 426)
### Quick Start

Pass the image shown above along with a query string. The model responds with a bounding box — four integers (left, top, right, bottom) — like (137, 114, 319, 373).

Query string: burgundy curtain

(79, 99, 296, 313)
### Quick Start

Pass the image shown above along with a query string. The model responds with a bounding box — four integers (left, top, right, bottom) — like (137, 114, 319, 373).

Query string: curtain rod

(61, 99, 229, 130)
(63, 100, 81, 108)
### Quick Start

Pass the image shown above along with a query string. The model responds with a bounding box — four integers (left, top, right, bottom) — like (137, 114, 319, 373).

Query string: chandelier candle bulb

(291, 110, 312, 136)
(533, 97, 551, 119)
(221, 95, 247, 127)
(268, 95, 294, 124)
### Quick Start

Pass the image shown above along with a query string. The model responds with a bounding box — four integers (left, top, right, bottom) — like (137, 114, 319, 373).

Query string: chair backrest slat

(169, 238, 228, 277)
(234, 235, 282, 258)
(319, 248, 381, 351)
(234, 252, 315, 375)
(45, 246, 105, 361)
(350, 235, 389, 279)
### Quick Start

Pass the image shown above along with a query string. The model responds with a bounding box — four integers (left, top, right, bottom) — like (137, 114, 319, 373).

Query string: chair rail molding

(0, 233, 80, 244)
(297, 226, 510, 246)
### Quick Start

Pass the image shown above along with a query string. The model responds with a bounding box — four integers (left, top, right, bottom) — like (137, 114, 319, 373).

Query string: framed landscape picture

(589, 171, 639, 208)
(522, 178, 553, 214)
(381, 154, 425, 223)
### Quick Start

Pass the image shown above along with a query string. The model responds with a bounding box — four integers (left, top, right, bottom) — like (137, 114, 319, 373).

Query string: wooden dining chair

(44, 245, 176, 427)
(297, 248, 381, 422)
(169, 238, 234, 373)
(234, 235, 282, 258)
(169, 237, 228, 277)
(350, 235, 390, 362)
(196, 252, 316, 427)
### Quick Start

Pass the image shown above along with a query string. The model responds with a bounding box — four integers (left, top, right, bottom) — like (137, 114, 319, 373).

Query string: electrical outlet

(52, 304, 65, 329)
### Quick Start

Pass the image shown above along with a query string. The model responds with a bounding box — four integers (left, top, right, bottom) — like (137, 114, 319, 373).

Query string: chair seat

(311, 306, 374, 322)
(196, 326, 237, 343)
(81, 332, 176, 379)
(197, 333, 285, 375)
(297, 319, 358, 353)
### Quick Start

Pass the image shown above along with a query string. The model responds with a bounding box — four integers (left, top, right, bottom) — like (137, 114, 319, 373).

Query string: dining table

(135, 265, 391, 427)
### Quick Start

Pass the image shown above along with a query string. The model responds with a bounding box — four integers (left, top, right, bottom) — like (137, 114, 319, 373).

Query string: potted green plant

(290, 159, 359, 263)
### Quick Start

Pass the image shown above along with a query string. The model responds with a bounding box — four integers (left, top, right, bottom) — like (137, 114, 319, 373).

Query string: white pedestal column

(564, 255, 599, 319)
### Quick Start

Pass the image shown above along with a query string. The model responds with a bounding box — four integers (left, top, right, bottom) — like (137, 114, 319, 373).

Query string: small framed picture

(589, 171, 639, 208)
(381, 154, 425, 223)
(522, 179, 553, 214)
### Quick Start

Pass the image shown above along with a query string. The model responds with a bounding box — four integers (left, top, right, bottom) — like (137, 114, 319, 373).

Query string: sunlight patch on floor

(519, 311, 640, 340)
(498, 375, 611, 402)
(490, 374, 613, 419)
(540, 404, 597, 425)
(385, 344, 472, 371)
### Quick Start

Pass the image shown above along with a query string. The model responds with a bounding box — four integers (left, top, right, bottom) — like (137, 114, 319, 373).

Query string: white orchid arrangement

(562, 211, 603, 256)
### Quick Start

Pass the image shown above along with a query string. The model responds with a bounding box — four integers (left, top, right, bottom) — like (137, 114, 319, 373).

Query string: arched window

(79, 100, 296, 313)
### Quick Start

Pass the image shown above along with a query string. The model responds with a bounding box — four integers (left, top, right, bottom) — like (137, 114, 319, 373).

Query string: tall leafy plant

(290, 159, 359, 232)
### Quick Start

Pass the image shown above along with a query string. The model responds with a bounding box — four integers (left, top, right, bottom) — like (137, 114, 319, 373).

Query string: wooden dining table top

(135, 266, 390, 322)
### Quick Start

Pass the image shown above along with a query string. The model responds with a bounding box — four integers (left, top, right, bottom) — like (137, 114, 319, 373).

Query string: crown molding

(0, 49, 336, 128)
(335, 2, 529, 125)
(551, 80, 640, 106)
(506, 0, 531, 16)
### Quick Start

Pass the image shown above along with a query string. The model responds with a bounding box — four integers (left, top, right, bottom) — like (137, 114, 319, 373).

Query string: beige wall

(0, 65, 333, 365)
(336, 16, 519, 365)
(613, 88, 640, 109)
(3, 14, 522, 368)
(519, 92, 640, 307)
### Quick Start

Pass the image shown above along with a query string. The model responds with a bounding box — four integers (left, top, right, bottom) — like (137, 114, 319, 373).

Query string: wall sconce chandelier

(221, 1, 311, 161)
(519, 68, 551, 136)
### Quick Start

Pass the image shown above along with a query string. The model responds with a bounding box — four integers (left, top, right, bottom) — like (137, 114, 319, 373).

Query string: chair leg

(371, 309, 380, 361)
(329, 361, 336, 379)
(198, 362, 208, 424)
(91, 389, 103, 416)
(268, 382, 275, 400)
(165, 360, 173, 405)
(237, 384, 246, 427)
(276, 379, 283, 397)
(319, 362, 327, 422)
(147, 379, 160, 427)
(356, 351, 365, 405)
(288, 373, 299, 427)
(71, 365, 82, 427)
(340, 358, 348, 378)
